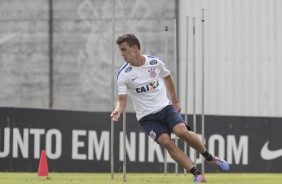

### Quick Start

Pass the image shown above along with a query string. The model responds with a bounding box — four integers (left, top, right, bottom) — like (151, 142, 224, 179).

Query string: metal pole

(201, 9, 205, 173)
(123, 0, 126, 32)
(164, 25, 168, 176)
(123, 111, 126, 182)
(122, 0, 126, 182)
(192, 17, 197, 165)
(173, 19, 179, 176)
(48, 0, 53, 109)
(184, 16, 189, 176)
(110, 0, 116, 180)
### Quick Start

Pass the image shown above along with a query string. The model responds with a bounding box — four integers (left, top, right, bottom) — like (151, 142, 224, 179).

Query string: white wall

(178, 0, 282, 117)
(0, 0, 176, 112)
(1, 0, 281, 117)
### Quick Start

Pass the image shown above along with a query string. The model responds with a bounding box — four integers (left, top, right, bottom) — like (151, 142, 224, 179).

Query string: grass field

(1, 173, 282, 184)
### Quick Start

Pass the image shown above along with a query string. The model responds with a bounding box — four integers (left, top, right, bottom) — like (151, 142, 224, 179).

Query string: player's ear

(133, 45, 138, 50)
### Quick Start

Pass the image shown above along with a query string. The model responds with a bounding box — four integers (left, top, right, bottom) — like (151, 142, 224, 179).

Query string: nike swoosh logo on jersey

(260, 141, 282, 160)
(132, 77, 138, 81)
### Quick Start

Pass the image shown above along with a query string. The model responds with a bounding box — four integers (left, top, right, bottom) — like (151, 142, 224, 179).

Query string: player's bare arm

(163, 74, 181, 112)
(111, 94, 127, 121)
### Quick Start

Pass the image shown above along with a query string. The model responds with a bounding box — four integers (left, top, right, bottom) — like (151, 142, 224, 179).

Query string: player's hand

(110, 110, 120, 121)
(173, 102, 181, 112)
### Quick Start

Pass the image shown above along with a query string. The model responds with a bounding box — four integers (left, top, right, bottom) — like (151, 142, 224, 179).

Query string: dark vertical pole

(48, 0, 54, 108)
(184, 16, 189, 176)
(192, 17, 197, 165)
(175, 0, 180, 96)
(164, 25, 168, 176)
(201, 8, 205, 173)
(111, 0, 116, 180)
(122, 0, 126, 182)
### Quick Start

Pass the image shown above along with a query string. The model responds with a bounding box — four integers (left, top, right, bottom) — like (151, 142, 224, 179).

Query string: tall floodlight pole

(110, 0, 116, 180)
(201, 9, 205, 173)
(184, 16, 189, 176)
(192, 17, 197, 165)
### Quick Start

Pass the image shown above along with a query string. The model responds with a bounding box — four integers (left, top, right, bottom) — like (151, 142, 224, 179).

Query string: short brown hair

(116, 33, 141, 50)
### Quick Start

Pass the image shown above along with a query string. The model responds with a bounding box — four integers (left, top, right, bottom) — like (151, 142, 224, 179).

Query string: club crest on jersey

(150, 60, 158, 65)
(125, 67, 132, 73)
(148, 68, 157, 78)
(136, 80, 159, 93)
(149, 130, 156, 140)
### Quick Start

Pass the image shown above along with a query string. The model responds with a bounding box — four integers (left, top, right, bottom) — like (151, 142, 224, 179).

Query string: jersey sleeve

(117, 76, 128, 95)
(158, 60, 170, 77)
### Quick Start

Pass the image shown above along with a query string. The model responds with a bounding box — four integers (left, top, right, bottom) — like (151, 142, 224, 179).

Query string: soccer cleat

(208, 156, 230, 172)
(193, 174, 206, 182)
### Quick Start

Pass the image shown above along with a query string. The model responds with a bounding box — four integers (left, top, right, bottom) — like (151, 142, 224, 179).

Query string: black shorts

(138, 105, 191, 142)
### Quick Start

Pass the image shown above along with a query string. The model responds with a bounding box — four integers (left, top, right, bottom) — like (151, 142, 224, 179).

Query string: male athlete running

(111, 33, 229, 182)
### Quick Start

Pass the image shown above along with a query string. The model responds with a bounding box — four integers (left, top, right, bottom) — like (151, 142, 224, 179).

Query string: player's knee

(161, 139, 175, 149)
(173, 124, 189, 138)
(158, 135, 174, 148)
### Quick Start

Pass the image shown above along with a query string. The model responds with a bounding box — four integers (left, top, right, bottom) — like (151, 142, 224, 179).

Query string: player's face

(118, 42, 137, 64)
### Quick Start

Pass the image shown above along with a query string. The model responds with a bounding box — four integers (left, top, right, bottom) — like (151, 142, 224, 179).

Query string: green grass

(0, 173, 282, 184)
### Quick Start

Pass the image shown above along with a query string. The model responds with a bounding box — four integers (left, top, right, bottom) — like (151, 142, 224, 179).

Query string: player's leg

(173, 123, 230, 172)
(162, 105, 230, 172)
(157, 132, 195, 170)
(139, 113, 194, 169)
(173, 123, 206, 152)
(139, 111, 206, 182)
(163, 106, 207, 153)
(157, 133, 206, 182)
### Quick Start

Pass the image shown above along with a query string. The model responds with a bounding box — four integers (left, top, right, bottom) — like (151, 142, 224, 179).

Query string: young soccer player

(111, 33, 229, 182)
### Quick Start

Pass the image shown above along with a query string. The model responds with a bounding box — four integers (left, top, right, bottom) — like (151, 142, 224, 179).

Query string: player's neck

(133, 54, 145, 67)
